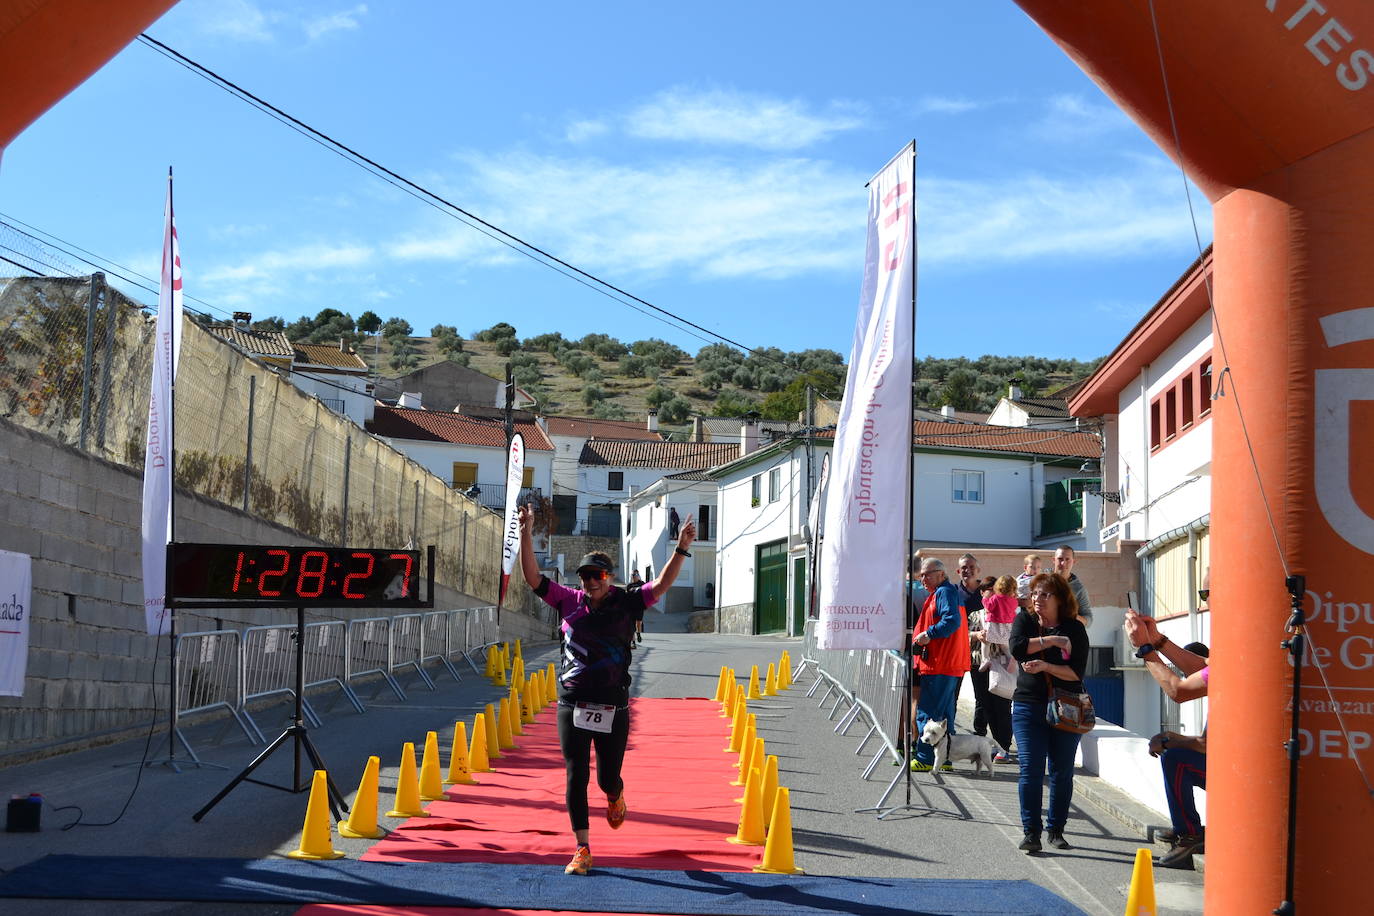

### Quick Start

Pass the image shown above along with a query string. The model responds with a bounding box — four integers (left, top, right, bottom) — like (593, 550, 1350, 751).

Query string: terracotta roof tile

(579, 439, 740, 469)
(205, 325, 294, 356)
(370, 406, 553, 450)
(293, 343, 369, 371)
(910, 421, 1098, 458)
(544, 415, 663, 440)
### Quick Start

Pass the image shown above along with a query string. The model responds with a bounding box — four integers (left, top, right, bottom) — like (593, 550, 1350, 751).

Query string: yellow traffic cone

(385, 743, 429, 818)
(446, 721, 478, 785)
(484, 645, 497, 679)
(338, 756, 383, 839)
(521, 678, 536, 724)
(712, 666, 728, 702)
(725, 702, 746, 752)
(514, 638, 523, 660)
(507, 688, 525, 737)
(764, 663, 778, 696)
(726, 767, 766, 846)
(730, 683, 745, 721)
(493, 649, 508, 687)
(419, 730, 446, 801)
(529, 671, 544, 712)
(497, 697, 517, 749)
(779, 651, 793, 689)
(753, 786, 804, 873)
(484, 702, 503, 758)
(733, 732, 758, 788)
(760, 754, 779, 826)
(747, 665, 762, 699)
(512, 656, 526, 689)
(1124, 848, 1157, 915)
(547, 662, 556, 694)
(469, 713, 492, 773)
(735, 719, 757, 772)
(288, 769, 346, 859)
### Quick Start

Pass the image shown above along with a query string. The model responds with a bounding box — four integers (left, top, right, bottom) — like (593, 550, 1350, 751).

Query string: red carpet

(298, 697, 756, 916)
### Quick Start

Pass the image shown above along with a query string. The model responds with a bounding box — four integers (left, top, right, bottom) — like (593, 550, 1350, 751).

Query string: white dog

(920, 718, 1000, 777)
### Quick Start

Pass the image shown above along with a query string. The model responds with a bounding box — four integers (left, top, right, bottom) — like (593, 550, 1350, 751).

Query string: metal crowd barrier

(805, 619, 908, 779)
(302, 619, 364, 717)
(174, 629, 255, 753)
(464, 605, 500, 673)
(421, 610, 462, 682)
(389, 613, 436, 692)
(241, 623, 322, 740)
(347, 616, 406, 702)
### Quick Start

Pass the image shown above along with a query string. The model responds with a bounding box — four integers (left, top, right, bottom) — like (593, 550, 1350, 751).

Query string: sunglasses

(578, 569, 608, 582)
(1198, 589, 1210, 602)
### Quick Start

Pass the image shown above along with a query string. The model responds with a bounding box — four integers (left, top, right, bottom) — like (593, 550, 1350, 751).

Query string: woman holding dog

(1009, 572, 1089, 853)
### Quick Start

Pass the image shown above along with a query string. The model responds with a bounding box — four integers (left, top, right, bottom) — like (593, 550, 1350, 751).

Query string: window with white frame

(952, 470, 983, 504)
(751, 475, 761, 507)
(768, 467, 781, 503)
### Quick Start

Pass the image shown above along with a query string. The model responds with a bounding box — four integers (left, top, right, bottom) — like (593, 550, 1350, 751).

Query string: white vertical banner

(142, 174, 183, 636)
(0, 549, 32, 697)
(817, 143, 915, 650)
(498, 432, 526, 607)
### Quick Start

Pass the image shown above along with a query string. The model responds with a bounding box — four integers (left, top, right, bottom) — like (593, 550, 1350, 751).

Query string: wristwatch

(1135, 642, 1159, 660)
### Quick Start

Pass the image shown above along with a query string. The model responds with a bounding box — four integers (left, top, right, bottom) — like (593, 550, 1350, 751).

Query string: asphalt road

(0, 611, 1203, 914)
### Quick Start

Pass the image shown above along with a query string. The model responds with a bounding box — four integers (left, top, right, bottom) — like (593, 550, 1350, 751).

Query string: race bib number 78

(572, 702, 615, 733)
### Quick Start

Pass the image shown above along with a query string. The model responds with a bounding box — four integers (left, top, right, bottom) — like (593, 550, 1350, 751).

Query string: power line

(134, 33, 823, 387)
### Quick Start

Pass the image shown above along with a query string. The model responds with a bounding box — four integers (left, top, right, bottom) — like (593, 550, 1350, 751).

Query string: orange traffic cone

(484, 702, 502, 758)
(338, 756, 383, 840)
(419, 730, 446, 801)
(753, 786, 804, 873)
(446, 721, 478, 785)
(1125, 848, 1157, 915)
(385, 743, 429, 818)
(469, 713, 492, 773)
(288, 769, 346, 859)
(726, 767, 766, 846)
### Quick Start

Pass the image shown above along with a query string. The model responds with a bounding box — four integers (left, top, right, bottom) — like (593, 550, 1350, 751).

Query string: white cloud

(920, 162, 1211, 266)
(427, 151, 865, 280)
(197, 0, 280, 42)
(1032, 93, 1134, 141)
(566, 120, 609, 143)
(625, 88, 864, 150)
(914, 96, 984, 115)
(198, 242, 373, 304)
(304, 4, 368, 41)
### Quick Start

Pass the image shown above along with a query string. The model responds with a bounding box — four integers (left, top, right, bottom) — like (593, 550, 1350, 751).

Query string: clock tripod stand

(193, 604, 347, 822)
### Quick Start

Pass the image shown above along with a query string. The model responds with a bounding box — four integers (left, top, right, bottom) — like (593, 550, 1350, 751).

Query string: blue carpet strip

(0, 855, 1086, 915)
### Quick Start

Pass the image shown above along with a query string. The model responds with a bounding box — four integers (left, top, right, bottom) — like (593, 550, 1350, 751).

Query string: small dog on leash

(921, 718, 1000, 777)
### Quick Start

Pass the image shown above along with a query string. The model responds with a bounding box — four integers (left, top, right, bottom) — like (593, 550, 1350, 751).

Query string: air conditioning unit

(1115, 627, 1145, 668)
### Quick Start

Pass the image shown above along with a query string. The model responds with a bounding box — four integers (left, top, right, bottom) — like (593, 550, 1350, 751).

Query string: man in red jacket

(911, 558, 970, 771)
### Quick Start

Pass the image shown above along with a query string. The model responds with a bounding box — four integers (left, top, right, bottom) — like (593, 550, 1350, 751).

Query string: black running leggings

(557, 702, 631, 831)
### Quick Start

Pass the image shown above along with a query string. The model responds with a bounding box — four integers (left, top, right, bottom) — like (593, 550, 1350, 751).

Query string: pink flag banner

(141, 175, 183, 636)
(498, 433, 526, 608)
(817, 143, 915, 650)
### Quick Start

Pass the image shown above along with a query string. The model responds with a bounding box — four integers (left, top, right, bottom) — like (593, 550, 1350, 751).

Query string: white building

(706, 422, 1101, 636)
(368, 405, 555, 516)
(574, 438, 739, 539)
(621, 472, 718, 612)
(544, 413, 662, 535)
(1068, 249, 1213, 820)
(290, 342, 374, 427)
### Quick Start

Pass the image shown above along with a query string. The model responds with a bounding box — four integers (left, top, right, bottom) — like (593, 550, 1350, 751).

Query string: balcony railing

(457, 483, 543, 512)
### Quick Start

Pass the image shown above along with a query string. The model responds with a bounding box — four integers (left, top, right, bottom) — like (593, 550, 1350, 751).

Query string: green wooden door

(755, 540, 787, 634)
(792, 556, 806, 635)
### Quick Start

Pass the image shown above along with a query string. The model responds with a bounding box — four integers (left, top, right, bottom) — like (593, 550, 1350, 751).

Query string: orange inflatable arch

(1013, 1, 1374, 912)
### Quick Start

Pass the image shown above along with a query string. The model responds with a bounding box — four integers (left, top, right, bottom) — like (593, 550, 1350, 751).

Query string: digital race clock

(169, 543, 429, 608)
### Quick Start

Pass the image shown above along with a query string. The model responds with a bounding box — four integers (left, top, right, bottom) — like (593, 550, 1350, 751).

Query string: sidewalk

(0, 631, 1202, 914)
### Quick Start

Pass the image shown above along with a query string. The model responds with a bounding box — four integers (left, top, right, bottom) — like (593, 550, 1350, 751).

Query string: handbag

(1044, 674, 1096, 734)
(988, 652, 1017, 699)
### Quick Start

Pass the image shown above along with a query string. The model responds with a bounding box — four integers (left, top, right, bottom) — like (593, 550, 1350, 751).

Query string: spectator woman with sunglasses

(517, 504, 696, 875)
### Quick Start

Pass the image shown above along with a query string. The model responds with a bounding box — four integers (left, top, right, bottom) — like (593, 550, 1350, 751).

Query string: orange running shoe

(564, 845, 593, 875)
(606, 792, 627, 829)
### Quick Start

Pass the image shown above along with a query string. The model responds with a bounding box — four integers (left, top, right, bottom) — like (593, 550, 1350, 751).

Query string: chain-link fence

(0, 265, 536, 615)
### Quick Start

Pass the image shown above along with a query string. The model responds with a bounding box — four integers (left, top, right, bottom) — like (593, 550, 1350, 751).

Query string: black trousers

(557, 702, 631, 832)
(970, 666, 1014, 751)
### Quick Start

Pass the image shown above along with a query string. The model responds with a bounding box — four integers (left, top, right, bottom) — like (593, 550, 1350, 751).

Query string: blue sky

(0, 1, 1212, 363)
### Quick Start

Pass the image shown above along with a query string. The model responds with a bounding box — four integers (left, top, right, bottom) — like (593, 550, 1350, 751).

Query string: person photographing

(517, 504, 696, 875)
